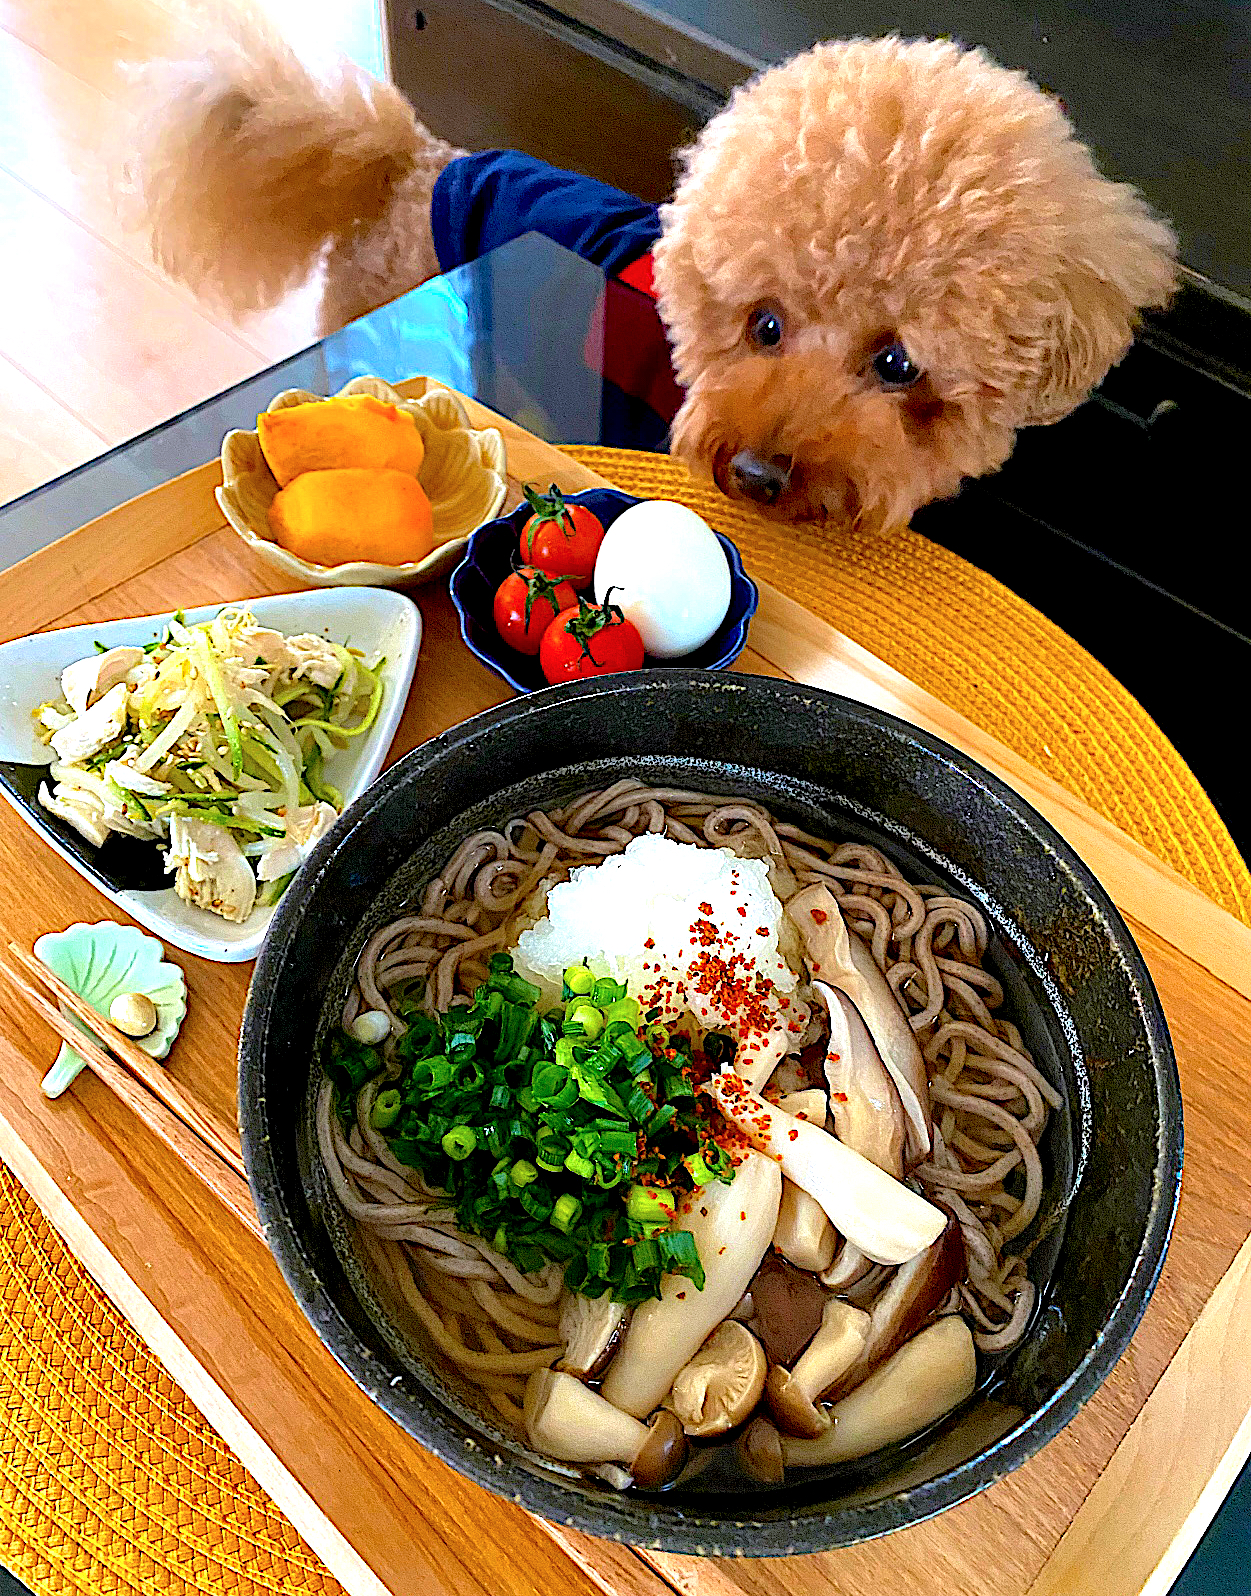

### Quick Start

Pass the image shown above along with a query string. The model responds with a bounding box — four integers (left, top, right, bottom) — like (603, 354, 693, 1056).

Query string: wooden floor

(0, 0, 384, 508)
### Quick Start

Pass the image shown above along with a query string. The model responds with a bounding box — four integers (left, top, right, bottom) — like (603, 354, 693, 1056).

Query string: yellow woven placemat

(565, 447, 1251, 925)
(1, 447, 1247, 1596)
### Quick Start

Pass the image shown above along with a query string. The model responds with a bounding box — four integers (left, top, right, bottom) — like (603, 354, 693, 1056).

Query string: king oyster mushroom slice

(705, 1073, 944, 1265)
(600, 1152, 781, 1419)
(820, 1240, 875, 1293)
(773, 1177, 838, 1273)
(771, 1089, 838, 1272)
(815, 981, 906, 1178)
(782, 1314, 977, 1468)
(777, 1088, 827, 1124)
(825, 1212, 967, 1404)
(786, 885, 931, 1162)
(665, 1321, 767, 1438)
(765, 1299, 872, 1438)
(556, 1293, 628, 1378)
(523, 1370, 688, 1488)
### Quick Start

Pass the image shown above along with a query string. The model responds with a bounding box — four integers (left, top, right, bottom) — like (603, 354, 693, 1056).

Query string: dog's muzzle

(730, 449, 793, 505)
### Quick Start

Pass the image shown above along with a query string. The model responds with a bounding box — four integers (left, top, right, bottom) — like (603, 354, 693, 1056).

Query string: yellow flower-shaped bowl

(216, 375, 509, 587)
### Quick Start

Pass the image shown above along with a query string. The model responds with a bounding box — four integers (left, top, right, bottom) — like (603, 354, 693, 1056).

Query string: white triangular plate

(0, 588, 421, 963)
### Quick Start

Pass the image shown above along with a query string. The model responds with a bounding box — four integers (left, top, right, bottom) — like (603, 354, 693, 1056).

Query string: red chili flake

(756, 927, 769, 937)
(787, 1127, 799, 1141)
(699, 1206, 708, 1218)
(831, 1090, 848, 1102)
(812, 960, 822, 972)
(644, 937, 655, 949)
(740, 1211, 747, 1221)
(676, 1291, 687, 1300)
(699, 901, 713, 915)
(718, 1246, 727, 1255)
(736, 905, 747, 917)
(811, 909, 828, 924)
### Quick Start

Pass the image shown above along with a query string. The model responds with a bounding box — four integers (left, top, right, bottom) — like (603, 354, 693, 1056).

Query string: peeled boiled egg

(593, 501, 731, 659)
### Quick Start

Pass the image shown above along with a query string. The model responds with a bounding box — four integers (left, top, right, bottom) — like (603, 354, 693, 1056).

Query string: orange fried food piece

(268, 468, 435, 567)
(258, 395, 425, 487)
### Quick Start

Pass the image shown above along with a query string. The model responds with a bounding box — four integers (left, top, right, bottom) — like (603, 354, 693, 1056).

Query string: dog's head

(654, 37, 1177, 529)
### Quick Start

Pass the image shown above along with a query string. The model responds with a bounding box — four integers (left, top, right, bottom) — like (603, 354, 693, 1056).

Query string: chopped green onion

(564, 1149, 595, 1180)
(625, 1085, 654, 1123)
(409, 1055, 454, 1095)
(532, 1063, 578, 1108)
(592, 977, 626, 1006)
(519, 1185, 553, 1220)
(370, 1089, 402, 1130)
(629, 1236, 660, 1272)
(594, 1128, 638, 1155)
(647, 1104, 676, 1136)
(563, 964, 595, 997)
(602, 997, 642, 1029)
(441, 1125, 477, 1160)
(659, 1228, 705, 1289)
(550, 1194, 582, 1233)
(566, 1001, 604, 1041)
(509, 1159, 538, 1187)
(535, 1137, 570, 1172)
(627, 1184, 677, 1227)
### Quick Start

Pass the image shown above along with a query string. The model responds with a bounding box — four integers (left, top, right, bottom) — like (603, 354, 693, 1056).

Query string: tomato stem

(566, 587, 627, 666)
(521, 482, 577, 539)
(513, 565, 568, 629)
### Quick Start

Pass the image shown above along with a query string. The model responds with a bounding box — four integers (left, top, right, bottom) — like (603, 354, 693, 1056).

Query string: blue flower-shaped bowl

(449, 488, 758, 693)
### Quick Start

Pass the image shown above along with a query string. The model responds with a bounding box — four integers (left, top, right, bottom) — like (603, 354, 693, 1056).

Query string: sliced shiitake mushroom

(825, 1211, 966, 1403)
(787, 885, 931, 1161)
(735, 1415, 785, 1485)
(765, 1299, 871, 1438)
(749, 1254, 829, 1367)
(816, 981, 906, 1178)
(665, 1321, 767, 1438)
(632, 1409, 690, 1490)
(782, 1315, 976, 1468)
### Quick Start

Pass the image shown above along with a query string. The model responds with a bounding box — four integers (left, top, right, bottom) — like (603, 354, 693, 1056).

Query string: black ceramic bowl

(240, 672, 1181, 1554)
(448, 488, 758, 692)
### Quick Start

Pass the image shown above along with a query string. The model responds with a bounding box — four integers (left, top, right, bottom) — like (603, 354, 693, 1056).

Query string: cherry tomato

(518, 484, 605, 587)
(539, 590, 645, 684)
(493, 567, 579, 656)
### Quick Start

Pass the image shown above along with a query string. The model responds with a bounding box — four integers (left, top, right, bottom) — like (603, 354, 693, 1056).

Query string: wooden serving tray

(2, 396, 1250, 1596)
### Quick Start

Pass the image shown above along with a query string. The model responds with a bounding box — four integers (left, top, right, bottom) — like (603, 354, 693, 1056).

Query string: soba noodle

(321, 779, 1060, 1427)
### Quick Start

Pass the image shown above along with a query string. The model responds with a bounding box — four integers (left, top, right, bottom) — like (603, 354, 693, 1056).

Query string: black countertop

(565, 0, 1251, 303)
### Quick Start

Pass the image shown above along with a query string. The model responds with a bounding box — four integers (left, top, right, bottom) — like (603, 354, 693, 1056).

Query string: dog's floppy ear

(1028, 193, 1178, 425)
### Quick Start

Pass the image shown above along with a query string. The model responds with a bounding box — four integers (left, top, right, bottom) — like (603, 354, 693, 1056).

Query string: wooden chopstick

(0, 953, 262, 1242)
(7, 940, 245, 1179)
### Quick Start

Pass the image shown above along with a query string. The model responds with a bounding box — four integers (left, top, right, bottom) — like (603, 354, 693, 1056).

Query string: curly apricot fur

(123, 29, 1176, 529)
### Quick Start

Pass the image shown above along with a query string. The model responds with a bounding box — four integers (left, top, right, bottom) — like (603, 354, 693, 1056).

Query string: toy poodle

(122, 23, 1177, 530)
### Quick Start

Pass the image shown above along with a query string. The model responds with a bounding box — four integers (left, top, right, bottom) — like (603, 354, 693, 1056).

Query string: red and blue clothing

(431, 152, 684, 445)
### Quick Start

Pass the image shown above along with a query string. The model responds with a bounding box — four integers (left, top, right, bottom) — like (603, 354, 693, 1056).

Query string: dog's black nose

(730, 449, 792, 504)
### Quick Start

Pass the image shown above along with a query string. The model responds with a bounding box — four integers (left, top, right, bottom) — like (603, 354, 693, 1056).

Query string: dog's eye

(746, 308, 784, 349)
(871, 340, 922, 387)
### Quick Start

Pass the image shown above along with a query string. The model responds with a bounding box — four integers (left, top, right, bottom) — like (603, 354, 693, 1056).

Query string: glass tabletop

(0, 232, 669, 571)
